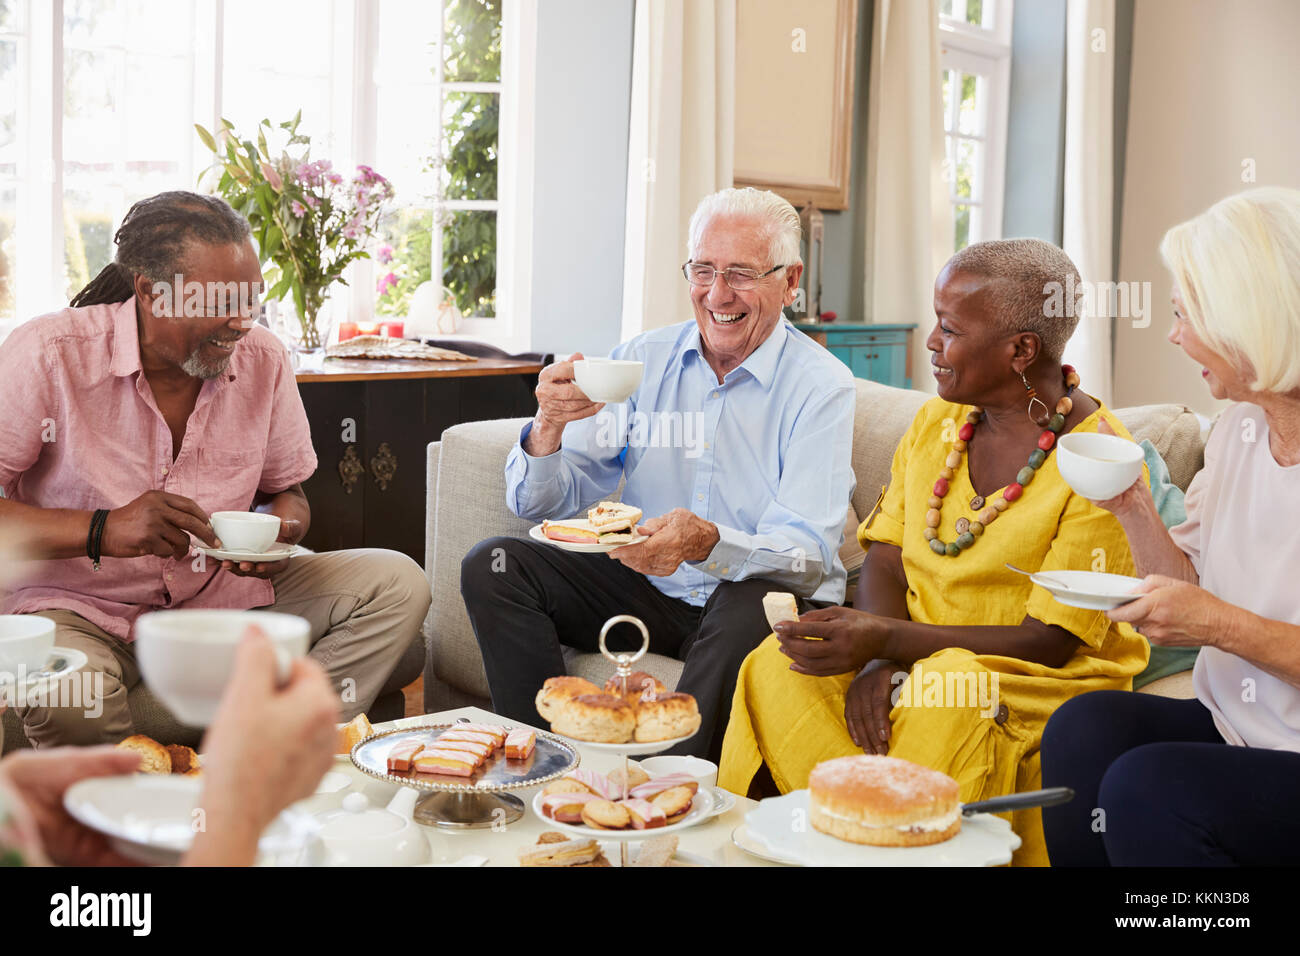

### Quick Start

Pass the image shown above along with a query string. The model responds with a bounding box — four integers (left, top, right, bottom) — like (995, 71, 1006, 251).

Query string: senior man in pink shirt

(0, 191, 429, 748)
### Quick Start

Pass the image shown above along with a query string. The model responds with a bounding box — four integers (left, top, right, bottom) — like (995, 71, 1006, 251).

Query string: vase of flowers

(195, 112, 394, 357)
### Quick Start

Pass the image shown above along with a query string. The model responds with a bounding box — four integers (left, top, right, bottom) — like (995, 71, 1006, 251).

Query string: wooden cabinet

(790, 323, 917, 389)
(295, 358, 542, 563)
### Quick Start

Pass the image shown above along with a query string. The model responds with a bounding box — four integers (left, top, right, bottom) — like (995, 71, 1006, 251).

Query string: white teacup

(572, 359, 644, 404)
(0, 615, 56, 675)
(1056, 432, 1145, 500)
(134, 610, 310, 726)
(210, 511, 282, 553)
(638, 755, 719, 790)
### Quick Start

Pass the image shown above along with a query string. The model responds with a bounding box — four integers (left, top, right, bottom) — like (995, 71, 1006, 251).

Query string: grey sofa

(423, 378, 1207, 712)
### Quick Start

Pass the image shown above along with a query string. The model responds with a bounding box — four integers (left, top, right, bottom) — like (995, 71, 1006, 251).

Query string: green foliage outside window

(376, 0, 500, 319)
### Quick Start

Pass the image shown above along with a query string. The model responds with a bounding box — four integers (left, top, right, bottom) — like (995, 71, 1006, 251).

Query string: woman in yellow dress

(719, 238, 1149, 866)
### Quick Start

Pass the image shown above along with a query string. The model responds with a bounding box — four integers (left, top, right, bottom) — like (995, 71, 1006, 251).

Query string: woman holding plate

(718, 238, 1149, 866)
(1041, 187, 1300, 866)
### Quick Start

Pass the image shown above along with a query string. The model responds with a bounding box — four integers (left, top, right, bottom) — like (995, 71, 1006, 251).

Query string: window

(0, 0, 531, 347)
(939, 0, 1013, 252)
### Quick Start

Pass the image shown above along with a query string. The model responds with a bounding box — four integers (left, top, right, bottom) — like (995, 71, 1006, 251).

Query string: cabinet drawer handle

(370, 442, 398, 492)
(338, 445, 366, 495)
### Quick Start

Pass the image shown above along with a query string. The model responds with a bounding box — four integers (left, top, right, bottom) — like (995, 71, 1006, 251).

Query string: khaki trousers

(13, 548, 430, 748)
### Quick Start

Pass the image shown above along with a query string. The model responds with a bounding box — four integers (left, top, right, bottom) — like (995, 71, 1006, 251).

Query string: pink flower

(290, 200, 306, 218)
(377, 243, 394, 264)
(343, 225, 360, 240)
(327, 172, 343, 185)
(376, 271, 398, 294)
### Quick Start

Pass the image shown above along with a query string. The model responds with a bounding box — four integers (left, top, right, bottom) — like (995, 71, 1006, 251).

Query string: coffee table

(320, 706, 780, 867)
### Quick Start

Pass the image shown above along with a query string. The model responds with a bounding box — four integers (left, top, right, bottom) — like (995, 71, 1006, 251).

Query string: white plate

(530, 785, 714, 841)
(731, 823, 799, 865)
(0, 646, 88, 697)
(196, 543, 308, 563)
(744, 790, 1020, 867)
(64, 774, 320, 865)
(1030, 570, 1144, 610)
(554, 732, 696, 756)
(528, 524, 646, 554)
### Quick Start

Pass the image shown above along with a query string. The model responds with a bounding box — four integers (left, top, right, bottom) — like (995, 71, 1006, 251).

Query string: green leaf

(194, 124, 217, 153)
(265, 223, 282, 257)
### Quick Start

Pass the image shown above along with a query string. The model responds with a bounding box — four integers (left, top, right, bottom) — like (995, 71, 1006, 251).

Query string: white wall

(1113, 0, 1300, 415)
(527, 0, 634, 357)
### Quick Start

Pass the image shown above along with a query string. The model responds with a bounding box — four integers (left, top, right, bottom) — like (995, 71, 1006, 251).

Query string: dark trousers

(460, 536, 819, 761)
(1041, 690, 1300, 866)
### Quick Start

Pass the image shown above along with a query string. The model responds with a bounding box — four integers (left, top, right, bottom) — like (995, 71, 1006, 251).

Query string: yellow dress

(718, 396, 1150, 866)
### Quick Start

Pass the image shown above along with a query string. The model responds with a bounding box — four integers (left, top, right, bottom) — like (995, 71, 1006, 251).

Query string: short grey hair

(945, 238, 1082, 362)
(686, 187, 802, 268)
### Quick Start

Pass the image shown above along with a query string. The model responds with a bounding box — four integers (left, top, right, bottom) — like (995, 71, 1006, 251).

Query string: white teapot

(316, 787, 431, 867)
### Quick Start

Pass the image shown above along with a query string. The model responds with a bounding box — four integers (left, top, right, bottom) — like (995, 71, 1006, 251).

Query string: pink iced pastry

(505, 729, 536, 760)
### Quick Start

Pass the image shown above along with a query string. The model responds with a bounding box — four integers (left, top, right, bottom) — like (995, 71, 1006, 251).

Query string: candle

(357, 322, 379, 337)
(379, 320, 405, 339)
(337, 321, 359, 342)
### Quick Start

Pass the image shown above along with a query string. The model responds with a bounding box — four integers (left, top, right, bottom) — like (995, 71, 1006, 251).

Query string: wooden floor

(402, 675, 424, 718)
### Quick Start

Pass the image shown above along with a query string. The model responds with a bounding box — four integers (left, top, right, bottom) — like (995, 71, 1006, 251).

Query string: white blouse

(1171, 402, 1300, 751)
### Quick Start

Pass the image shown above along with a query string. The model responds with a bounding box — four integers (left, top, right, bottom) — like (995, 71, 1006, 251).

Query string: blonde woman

(1042, 187, 1300, 866)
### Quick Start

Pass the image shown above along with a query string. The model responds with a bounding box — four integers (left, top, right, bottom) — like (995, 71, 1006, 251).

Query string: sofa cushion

(1112, 403, 1204, 492)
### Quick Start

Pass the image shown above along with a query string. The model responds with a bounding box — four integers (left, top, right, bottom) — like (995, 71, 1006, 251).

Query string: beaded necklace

(924, 365, 1081, 557)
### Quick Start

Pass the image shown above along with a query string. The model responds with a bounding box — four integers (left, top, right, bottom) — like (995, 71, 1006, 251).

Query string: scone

(535, 676, 602, 722)
(603, 670, 667, 705)
(337, 713, 374, 755)
(116, 735, 171, 774)
(633, 692, 701, 742)
(551, 693, 636, 743)
(165, 744, 202, 777)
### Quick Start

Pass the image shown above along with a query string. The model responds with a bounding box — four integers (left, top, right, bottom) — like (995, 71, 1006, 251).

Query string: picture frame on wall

(733, 0, 859, 210)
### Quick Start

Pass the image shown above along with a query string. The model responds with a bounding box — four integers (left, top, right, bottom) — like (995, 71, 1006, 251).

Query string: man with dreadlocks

(0, 191, 429, 748)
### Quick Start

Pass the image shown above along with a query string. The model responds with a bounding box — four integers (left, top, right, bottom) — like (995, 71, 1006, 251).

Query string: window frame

(0, 0, 533, 352)
(938, 0, 1013, 251)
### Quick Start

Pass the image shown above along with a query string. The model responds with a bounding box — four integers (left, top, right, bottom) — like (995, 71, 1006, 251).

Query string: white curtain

(1062, 0, 1116, 403)
(620, 0, 735, 340)
(863, 0, 951, 393)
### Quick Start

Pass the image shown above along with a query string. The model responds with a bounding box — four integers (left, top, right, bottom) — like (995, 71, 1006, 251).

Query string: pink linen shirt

(0, 298, 317, 641)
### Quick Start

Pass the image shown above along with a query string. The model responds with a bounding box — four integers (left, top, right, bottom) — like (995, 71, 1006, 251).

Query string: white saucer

(64, 774, 320, 865)
(528, 524, 646, 554)
(0, 646, 89, 698)
(744, 790, 1020, 867)
(197, 543, 307, 563)
(1030, 570, 1145, 610)
(706, 786, 737, 818)
(531, 785, 714, 840)
(731, 823, 799, 865)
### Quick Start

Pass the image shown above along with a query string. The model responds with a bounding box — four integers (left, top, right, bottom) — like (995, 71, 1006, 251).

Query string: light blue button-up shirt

(504, 318, 857, 606)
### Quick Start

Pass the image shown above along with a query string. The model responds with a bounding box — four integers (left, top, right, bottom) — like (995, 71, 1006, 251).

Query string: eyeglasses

(682, 261, 787, 291)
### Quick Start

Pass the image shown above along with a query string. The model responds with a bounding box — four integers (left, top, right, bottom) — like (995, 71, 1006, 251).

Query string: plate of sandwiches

(530, 500, 647, 552)
(741, 755, 1021, 867)
(349, 720, 579, 792)
(531, 766, 715, 841)
(535, 671, 702, 754)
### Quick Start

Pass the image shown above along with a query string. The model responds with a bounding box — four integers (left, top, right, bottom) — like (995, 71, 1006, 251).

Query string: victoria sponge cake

(808, 755, 962, 847)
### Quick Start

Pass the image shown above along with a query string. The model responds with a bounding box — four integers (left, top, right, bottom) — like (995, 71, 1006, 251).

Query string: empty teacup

(0, 615, 55, 675)
(210, 511, 281, 553)
(134, 610, 310, 725)
(1056, 433, 1145, 500)
(573, 359, 644, 404)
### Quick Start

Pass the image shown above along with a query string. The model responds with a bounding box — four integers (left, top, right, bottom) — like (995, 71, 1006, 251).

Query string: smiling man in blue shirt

(461, 188, 856, 760)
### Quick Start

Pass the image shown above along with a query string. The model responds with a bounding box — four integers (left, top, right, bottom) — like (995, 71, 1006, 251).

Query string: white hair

(686, 187, 802, 268)
(1160, 186, 1300, 394)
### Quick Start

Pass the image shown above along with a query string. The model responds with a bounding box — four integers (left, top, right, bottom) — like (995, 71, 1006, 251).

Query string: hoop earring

(1021, 370, 1048, 426)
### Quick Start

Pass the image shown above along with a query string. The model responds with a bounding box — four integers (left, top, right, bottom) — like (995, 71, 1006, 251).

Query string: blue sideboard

(791, 322, 918, 389)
